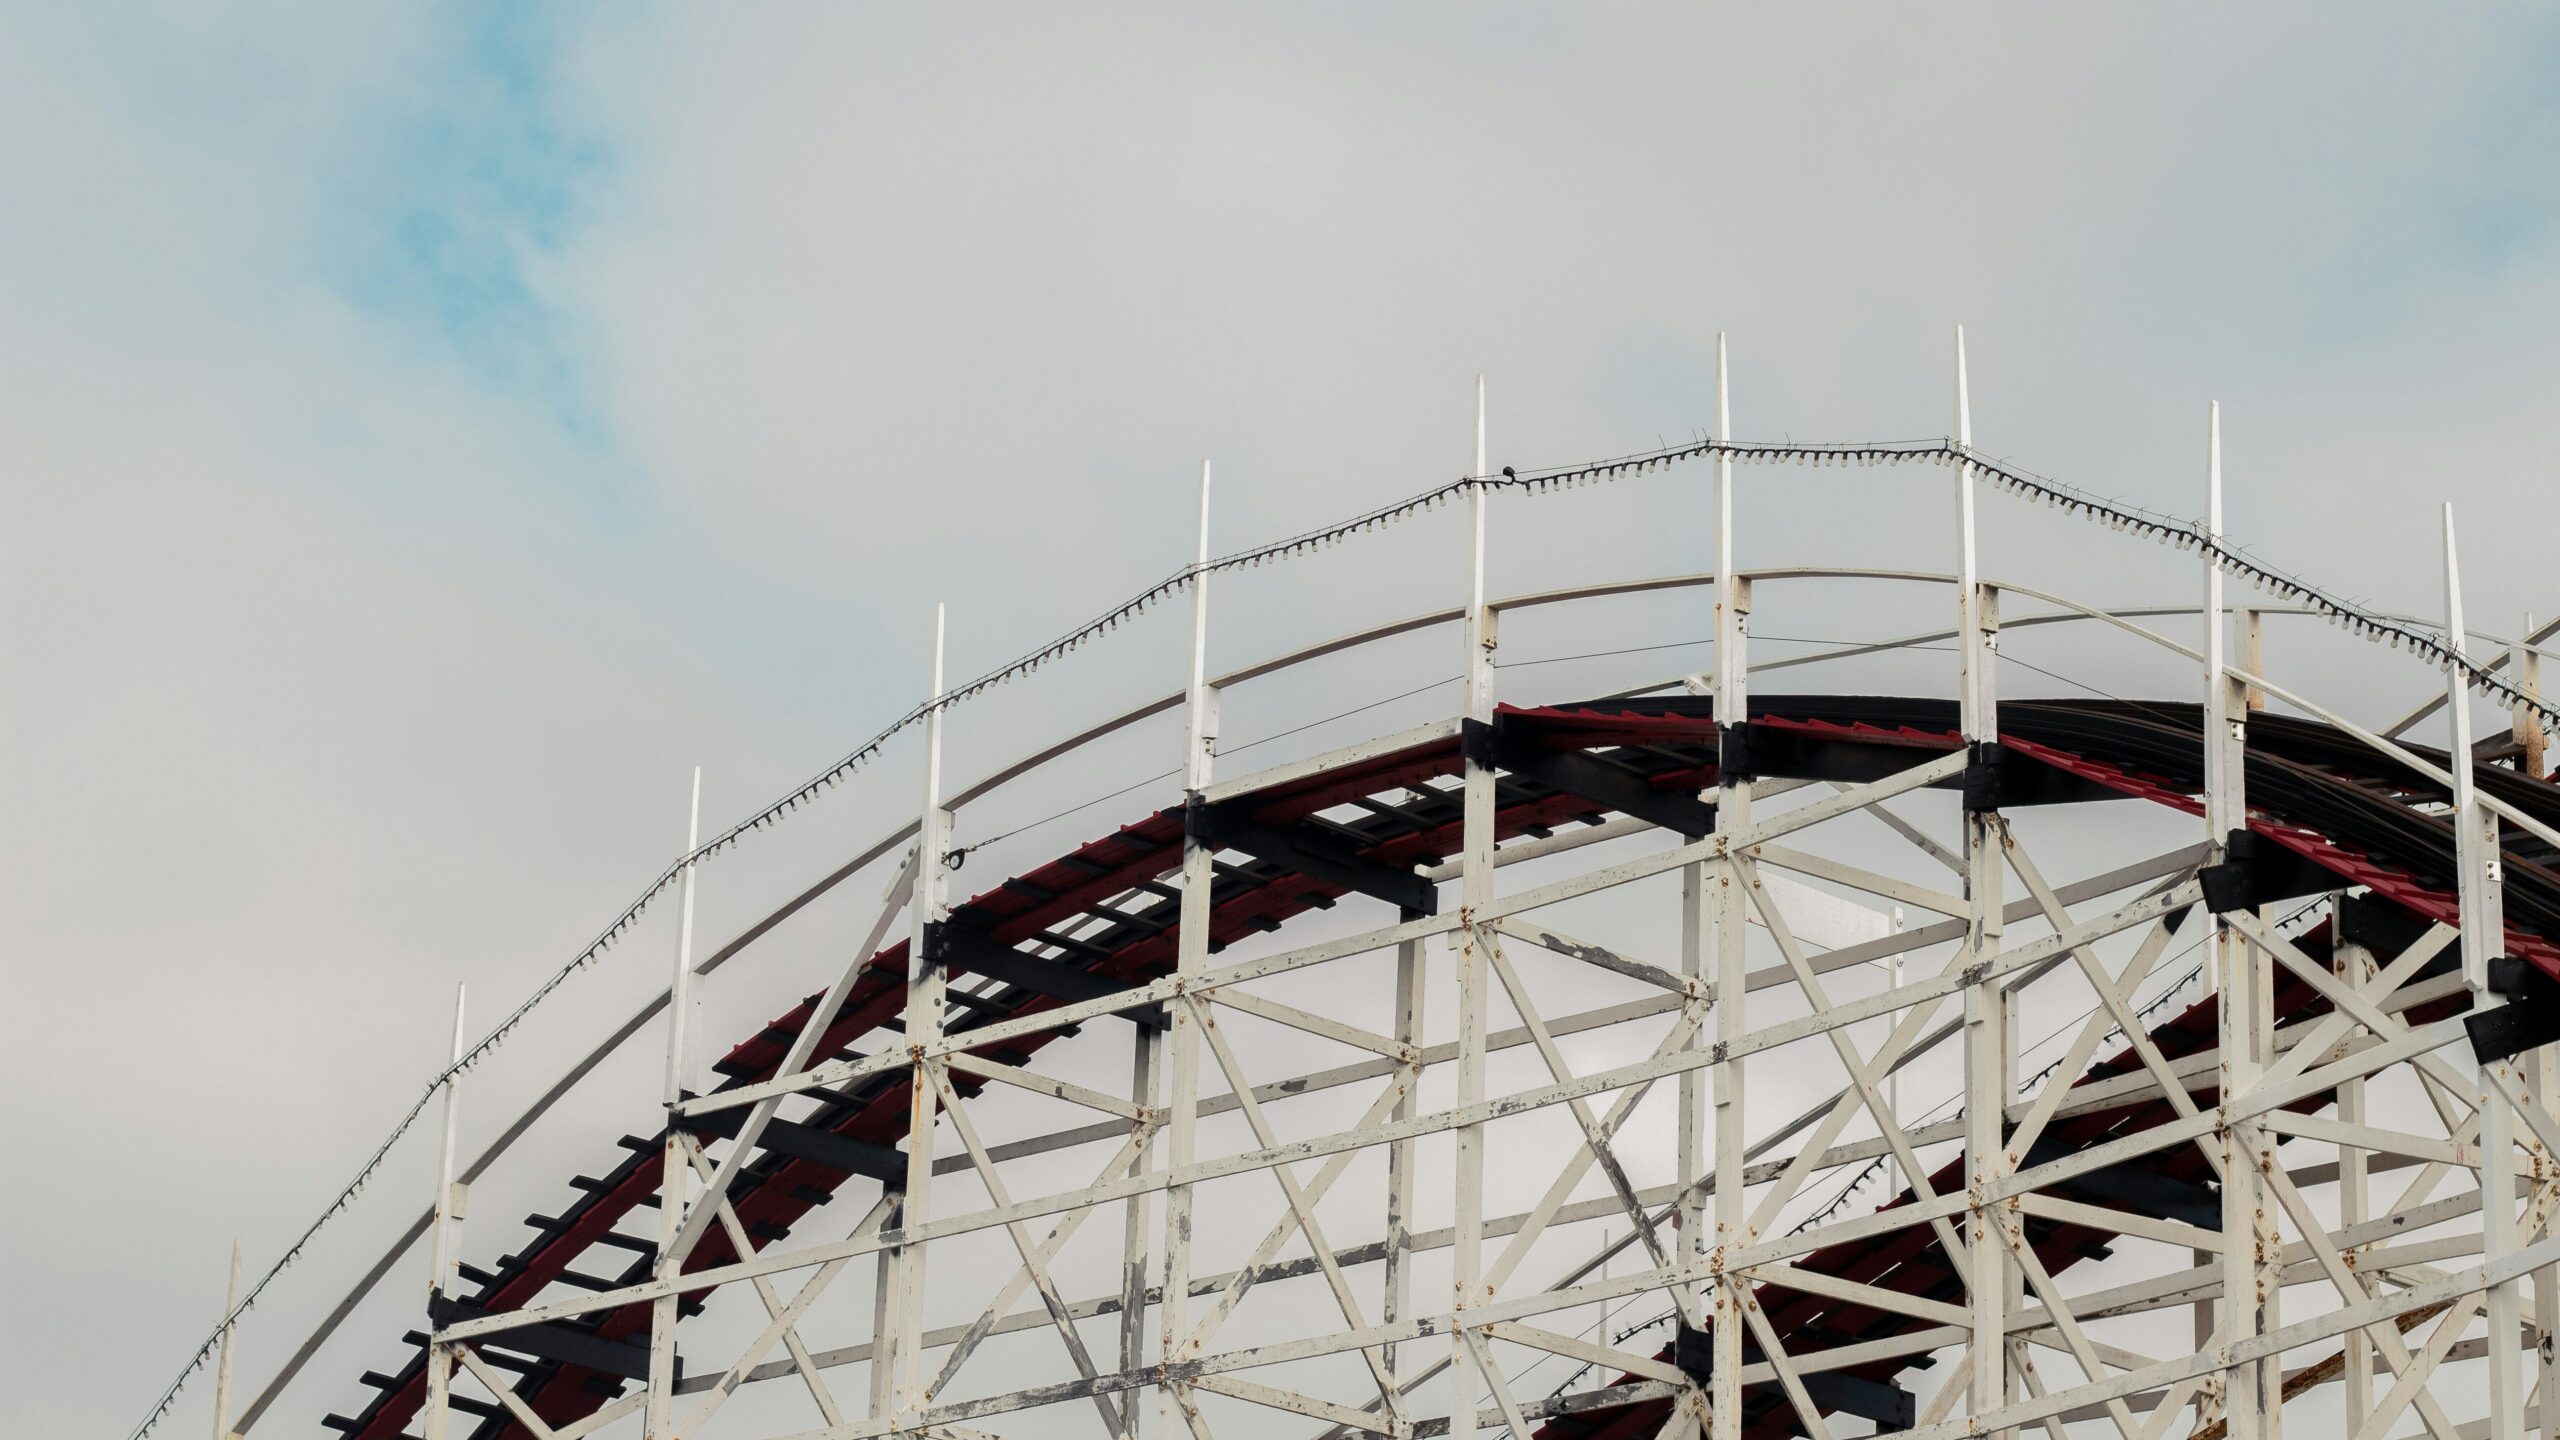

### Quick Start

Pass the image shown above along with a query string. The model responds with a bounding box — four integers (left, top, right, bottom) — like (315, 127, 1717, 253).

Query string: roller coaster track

(323, 692, 2560, 1440)
(110, 352, 2560, 1440)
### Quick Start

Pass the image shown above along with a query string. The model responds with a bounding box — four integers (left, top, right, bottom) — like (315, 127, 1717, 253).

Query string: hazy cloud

(6, 5, 2556, 1434)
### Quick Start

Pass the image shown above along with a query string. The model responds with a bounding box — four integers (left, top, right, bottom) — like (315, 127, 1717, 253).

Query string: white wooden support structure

(216, 344, 2560, 1440)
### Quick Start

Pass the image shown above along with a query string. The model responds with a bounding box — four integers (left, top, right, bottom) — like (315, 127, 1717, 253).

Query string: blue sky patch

(319, 5, 620, 481)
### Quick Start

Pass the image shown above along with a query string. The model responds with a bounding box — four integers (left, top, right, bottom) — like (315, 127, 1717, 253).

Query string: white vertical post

(2535, 1038, 2559, 1440)
(2447, 510, 2525, 1440)
(2518, 615, 2549, 781)
(423, 983, 468, 1440)
(1884, 909, 1905, 1200)
(1707, 334, 1752, 1440)
(2205, 402, 2248, 1439)
(211, 1239, 243, 1440)
(2519, 614, 2559, 1438)
(2241, 607, 2267, 713)
(2203, 401, 2236, 935)
(2245, 579, 2276, 1418)
(2335, 907, 2374, 1435)
(646, 773, 703, 1440)
(2191, 400, 2222, 1386)
(1184, 463, 1218, 795)
(1383, 934, 1427, 1385)
(1161, 467, 1217, 1438)
(2206, 403, 2281, 1440)
(1118, 1023, 1161, 1440)
(1675, 854, 1706, 1329)
(1953, 325, 2013, 1439)
(663, 768, 705, 1109)
(894, 609, 951, 1426)
(1450, 378, 1496, 1436)
(1953, 327, 1988, 741)
(869, 1195, 900, 1420)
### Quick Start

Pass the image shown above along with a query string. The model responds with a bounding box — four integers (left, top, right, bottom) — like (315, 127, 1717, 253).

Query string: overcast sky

(6, 6, 2558, 1437)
